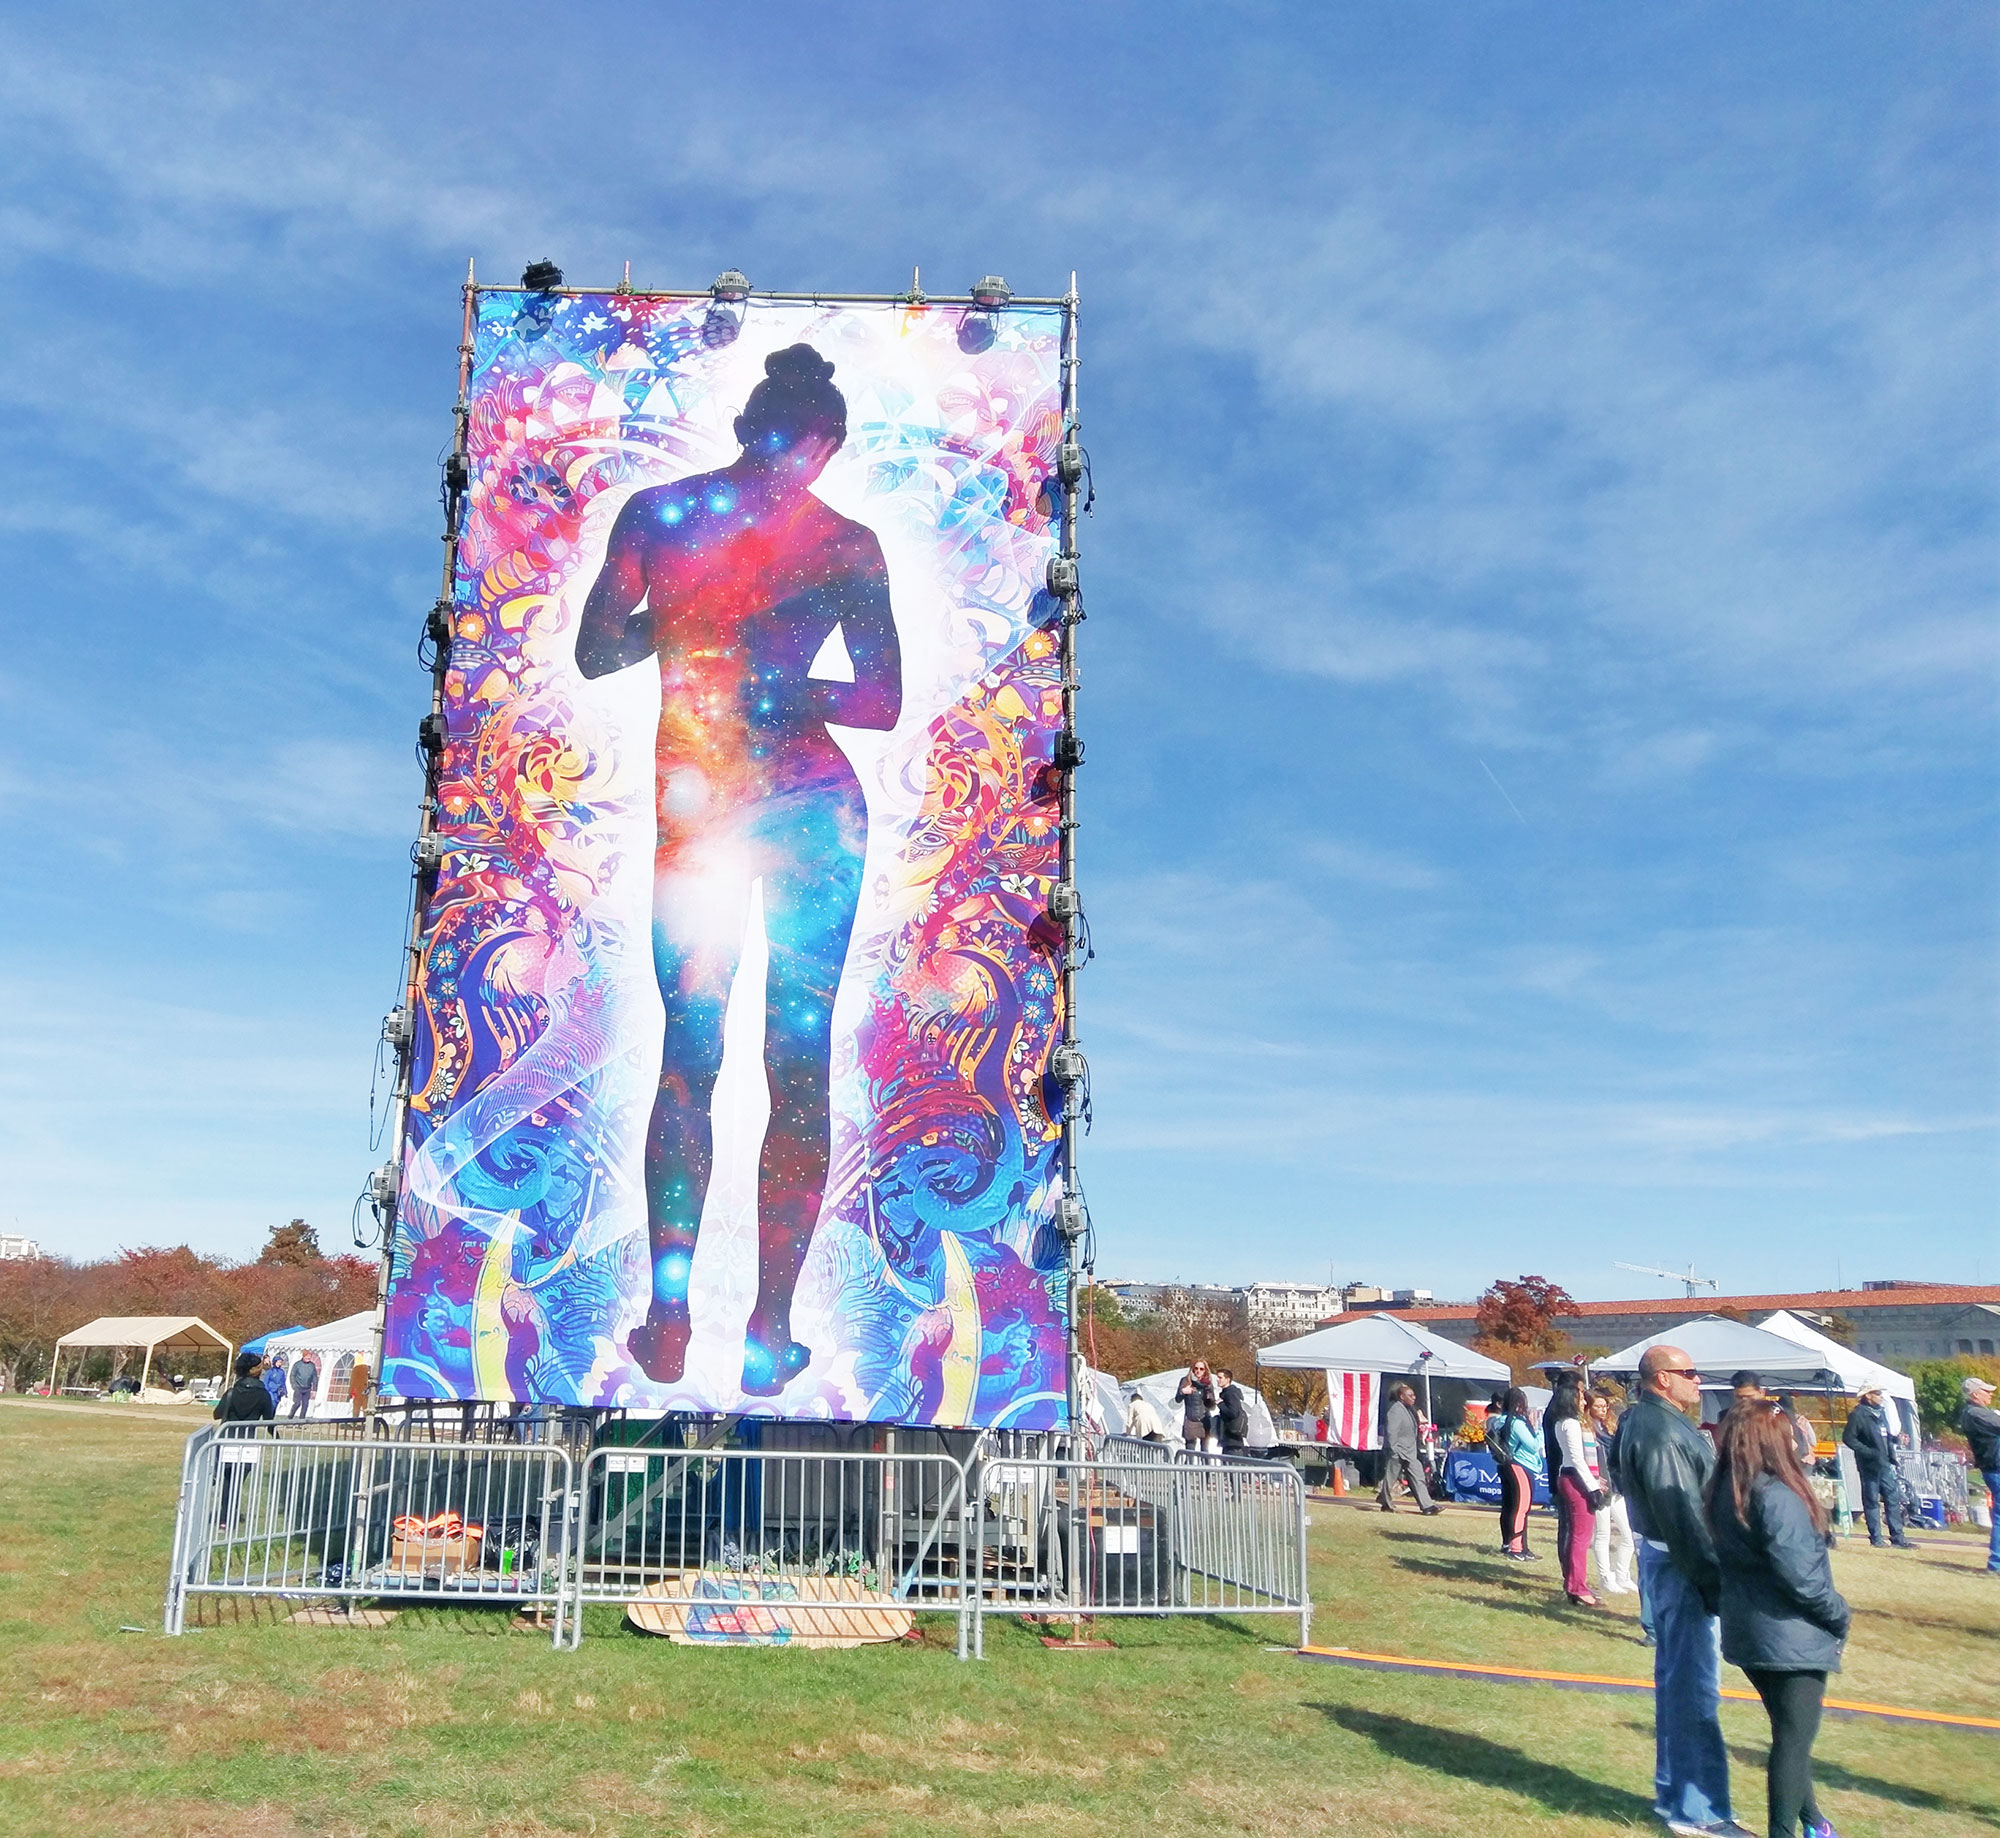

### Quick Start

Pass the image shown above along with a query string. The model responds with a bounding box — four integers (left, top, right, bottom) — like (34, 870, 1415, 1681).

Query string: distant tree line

(1079, 1285, 1323, 1414)
(0, 1219, 375, 1392)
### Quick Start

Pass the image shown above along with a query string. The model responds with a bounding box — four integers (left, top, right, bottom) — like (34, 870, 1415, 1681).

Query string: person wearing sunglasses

(1613, 1345, 1753, 1837)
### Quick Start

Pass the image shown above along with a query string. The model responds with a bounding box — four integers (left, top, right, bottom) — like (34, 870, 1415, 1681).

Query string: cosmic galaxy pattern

(381, 292, 1071, 1429)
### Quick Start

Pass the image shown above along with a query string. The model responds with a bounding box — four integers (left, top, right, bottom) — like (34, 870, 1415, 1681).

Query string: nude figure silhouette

(575, 344, 902, 1395)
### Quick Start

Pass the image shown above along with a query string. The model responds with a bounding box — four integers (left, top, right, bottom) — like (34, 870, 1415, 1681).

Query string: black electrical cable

(351, 1188, 377, 1251)
(367, 1032, 391, 1152)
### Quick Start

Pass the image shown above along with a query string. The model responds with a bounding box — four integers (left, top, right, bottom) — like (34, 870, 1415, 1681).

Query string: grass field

(2, 1400, 1995, 1837)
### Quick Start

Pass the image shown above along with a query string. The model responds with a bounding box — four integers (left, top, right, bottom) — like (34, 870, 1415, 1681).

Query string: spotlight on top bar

(704, 269, 751, 348)
(521, 259, 563, 291)
(959, 274, 1010, 354)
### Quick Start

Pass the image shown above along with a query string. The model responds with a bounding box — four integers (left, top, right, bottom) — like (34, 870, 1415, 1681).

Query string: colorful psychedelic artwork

(380, 290, 1073, 1429)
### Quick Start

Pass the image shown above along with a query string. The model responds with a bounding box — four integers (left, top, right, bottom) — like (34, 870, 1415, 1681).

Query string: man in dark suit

(1216, 1369, 1250, 1455)
(1841, 1384, 1912, 1549)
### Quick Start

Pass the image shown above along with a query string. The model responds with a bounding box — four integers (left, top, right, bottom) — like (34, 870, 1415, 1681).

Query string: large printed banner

(382, 291, 1072, 1428)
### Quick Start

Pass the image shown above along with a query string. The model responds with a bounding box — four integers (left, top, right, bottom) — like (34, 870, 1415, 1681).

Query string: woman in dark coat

(1706, 1401, 1850, 1838)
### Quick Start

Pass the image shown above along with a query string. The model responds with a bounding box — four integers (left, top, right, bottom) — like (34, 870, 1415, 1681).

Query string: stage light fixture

(1049, 881, 1081, 924)
(701, 273, 747, 348)
(1056, 1194, 1087, 1242)
(970, 275, 1012, 309)
(382, 1005, 413, 1052)
(412, 832, 447, 874)
(956, 311, 998, 355)
(1051, 1042, 1088, 1087)
(417, 712, 446, 756)
(521, 259, 564, 292)
(1053, 731, 1085, 771)
(368, 1160, 400, 1215)
(1057, 440, 1083, 486)
(442, 451, 468, 497)
(1046, 554, 1078, 597)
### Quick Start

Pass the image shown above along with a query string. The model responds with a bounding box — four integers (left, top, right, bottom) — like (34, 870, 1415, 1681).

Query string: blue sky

(0, 4, 1992, 1302)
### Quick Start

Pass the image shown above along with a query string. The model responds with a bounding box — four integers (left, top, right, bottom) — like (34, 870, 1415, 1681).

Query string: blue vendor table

(1442, 1447, 1550, 1507)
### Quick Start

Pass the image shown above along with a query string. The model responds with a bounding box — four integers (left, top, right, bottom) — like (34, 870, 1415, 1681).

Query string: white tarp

(1078, 1363, 1128, 1441)
(1128, 1367, 1280, 1451)
(264, 1312, 376, 1419)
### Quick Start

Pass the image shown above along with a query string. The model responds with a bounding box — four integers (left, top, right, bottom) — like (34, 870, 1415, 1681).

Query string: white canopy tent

(1757, 1310, 1919, 1440)
(1591, 1315, 1845, 1387)
(1128, 1367, 1280, 1451)
(264, 1312, 376, 1418)
(1258, 1314, 1511, 1430)
(49, 1316, 232, 1399)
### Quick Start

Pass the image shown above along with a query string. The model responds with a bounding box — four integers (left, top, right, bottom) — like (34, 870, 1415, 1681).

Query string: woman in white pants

(1587, 1390, 1637, 1594)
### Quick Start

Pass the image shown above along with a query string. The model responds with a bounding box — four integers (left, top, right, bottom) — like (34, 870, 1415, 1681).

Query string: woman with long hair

(1490, 1385, 1544, 1560)
(1586, 1389, 1637, 1594)
(1543, 1372, 1602, 1605)
(1706, 1403, 1850, 1838)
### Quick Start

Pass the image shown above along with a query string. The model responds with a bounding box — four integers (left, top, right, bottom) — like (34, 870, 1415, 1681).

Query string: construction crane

(1615, 1260, 1720, 1299)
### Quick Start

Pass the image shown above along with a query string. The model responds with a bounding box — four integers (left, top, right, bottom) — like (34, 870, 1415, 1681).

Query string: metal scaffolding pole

(1058, 276, 1084, 1440)
(369, 259, 478, 1403)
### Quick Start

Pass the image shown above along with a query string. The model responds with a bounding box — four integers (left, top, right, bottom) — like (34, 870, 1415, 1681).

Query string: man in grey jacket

(1376, 1382, 1441, 1514)
(1614, 1345, 1752, 1838)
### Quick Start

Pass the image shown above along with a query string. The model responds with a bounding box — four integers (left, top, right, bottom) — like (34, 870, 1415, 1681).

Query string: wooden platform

(625, 1573, 914, 1648)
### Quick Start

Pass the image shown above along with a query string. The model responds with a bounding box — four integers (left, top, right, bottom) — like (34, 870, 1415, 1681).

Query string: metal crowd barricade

(163, 1419, 1311, 1658)
(567, 1438, 977, 1654)
(164, 1422, 576, 1644)
(965, 1435, 1311, 1657)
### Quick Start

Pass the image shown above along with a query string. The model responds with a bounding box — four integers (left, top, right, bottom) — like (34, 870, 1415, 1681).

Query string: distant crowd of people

(212, 1347, 371, 1423)
(1379, 1356, 2000, 1837)
(1164, 1359, 1251, 1452)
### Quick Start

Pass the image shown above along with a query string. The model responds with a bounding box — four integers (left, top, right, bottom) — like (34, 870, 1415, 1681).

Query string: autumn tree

(0, 1229, 378, 1392)
(258, 1217, 322, 1267)
(1473, 1274, 1582, 1384)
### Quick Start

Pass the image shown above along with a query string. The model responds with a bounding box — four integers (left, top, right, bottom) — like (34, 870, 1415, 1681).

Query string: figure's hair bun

(737, 342, 847, 448)
(765, 345, 835, 387)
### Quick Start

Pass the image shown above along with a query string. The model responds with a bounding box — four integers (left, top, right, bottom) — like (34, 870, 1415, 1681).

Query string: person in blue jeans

(1840, 1386, 1912, 1549)
(1962, 1375, 2000, 1574)
(1614, 1344, 1754, 1838)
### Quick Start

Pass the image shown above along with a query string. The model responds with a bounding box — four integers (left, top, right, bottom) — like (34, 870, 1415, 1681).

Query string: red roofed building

(1316, 1283, 2000, 1376)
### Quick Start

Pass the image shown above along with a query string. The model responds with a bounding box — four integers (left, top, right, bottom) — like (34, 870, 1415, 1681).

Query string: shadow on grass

(1850, 1604, 1997, 1640)
(1725, 1743, 2000, 1827)
(1313, 1704, 1658, 1823)
(1388, 1551, 1539, 1584)
(1437, 1586, 1630, 1629)
(1376, 1530, 1473, 1550)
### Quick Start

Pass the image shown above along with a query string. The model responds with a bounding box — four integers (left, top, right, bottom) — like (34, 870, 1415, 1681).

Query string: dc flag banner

(1331, 1372, 1379, 1451)
(382, 289, 1074, 1429)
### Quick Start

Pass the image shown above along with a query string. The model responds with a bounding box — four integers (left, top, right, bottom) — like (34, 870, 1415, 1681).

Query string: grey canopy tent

(1256, 1314, 1511, 1432)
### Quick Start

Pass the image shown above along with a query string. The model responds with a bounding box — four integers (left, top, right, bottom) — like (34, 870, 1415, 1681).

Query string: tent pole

(139, 1344, 153, 1398)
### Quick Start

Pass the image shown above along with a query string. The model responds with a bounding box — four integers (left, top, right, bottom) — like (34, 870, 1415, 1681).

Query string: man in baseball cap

(1961, 1375, 2000, 1575)
(1841, 1383, 1913, 1548)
